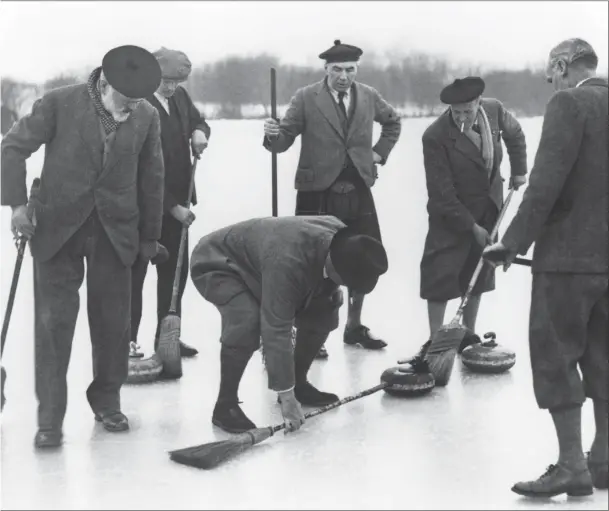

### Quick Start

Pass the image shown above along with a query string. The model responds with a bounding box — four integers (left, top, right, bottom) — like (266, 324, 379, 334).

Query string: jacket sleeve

(502, 91, 584, 254)
(1, 94, 56, 206)
(372, 89, 402, 164)
(137, 109, 165, 241)
(422, 133, 476, 233)
(184, 88, 211, 139)
(262, 88, 305, 154)
(259, 262, 304, 392)
(498, 102, 528, 177)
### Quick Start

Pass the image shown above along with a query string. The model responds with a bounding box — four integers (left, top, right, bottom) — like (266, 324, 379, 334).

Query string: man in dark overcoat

(402, 76, 528, 363)
(1, 46, 166, 448)
(262, 40, 401, 359)
(484, 38, 608, 497)
(130, 47, 211, 361)
(190, 216, 388, 433)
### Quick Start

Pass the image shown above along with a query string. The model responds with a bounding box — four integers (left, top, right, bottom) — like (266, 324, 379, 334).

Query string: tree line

(2, 51, 558, 134)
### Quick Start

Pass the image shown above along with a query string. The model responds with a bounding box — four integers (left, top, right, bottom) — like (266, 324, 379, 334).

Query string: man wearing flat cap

(130, 47, 211, 363)
(263, 39, 401, 362)
(401, 75, 528, 365)
(190, 215, 388, 433)
(2, 45, 166, 448)
(484, 38, 608, 498)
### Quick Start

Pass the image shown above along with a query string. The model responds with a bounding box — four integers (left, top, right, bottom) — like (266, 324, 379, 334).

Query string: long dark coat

(420, 98, 527, 301)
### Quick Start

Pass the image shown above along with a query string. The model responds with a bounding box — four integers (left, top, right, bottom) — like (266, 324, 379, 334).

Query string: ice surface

(1, 119, 607, 510)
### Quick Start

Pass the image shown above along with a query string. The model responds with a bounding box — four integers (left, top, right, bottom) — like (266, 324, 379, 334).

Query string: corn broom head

(425, 322, 469, 387)
(169, 428, 273, 469)
(156, 313, 182, 378)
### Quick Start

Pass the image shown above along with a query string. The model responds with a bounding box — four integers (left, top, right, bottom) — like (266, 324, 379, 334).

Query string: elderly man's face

(545, 57, 570, 92)
(157, 78, 181, 98)
(325, 61, 358, 92)
(450, 97, 481, 130)
(100, 80, 144, 121)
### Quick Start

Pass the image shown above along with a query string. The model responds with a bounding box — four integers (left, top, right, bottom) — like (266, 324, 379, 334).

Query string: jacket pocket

(295, 168, 315, 184)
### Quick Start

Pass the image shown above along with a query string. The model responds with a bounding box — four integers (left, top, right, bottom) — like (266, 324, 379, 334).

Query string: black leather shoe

(315, 345, 329, 359)
(294, 382, 339, 407)
(344, 325, 387, 350)
(34, 430, 63, 449)
(587, 452, 609, 489)
(94, 411, 130, 432)
(180, 341, 198, 358)
(511, 463, 593, 498)
(212, 402, 256, 433)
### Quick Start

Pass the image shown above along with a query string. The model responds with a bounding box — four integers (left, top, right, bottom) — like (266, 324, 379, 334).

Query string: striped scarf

(476, 106, 494, 174)
(86, 67, 121, 135)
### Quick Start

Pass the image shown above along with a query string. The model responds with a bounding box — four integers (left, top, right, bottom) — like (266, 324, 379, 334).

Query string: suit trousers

(529, 272, 608, 410)
(34, 210, 131, 431)
(131, 215, 189, 343)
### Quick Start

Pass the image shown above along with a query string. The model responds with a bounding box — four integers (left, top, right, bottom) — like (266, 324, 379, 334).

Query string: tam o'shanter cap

(153, 47, 192, 81)
(440, 76, 485, 105)
(102, 45, 162, 99)
(319, 40, 363, 63)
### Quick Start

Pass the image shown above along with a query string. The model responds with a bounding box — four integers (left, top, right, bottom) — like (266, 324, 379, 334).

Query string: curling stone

(381, 358, 435, 397)
(461, 332, 515, 374)
(127, 353, 163, 384)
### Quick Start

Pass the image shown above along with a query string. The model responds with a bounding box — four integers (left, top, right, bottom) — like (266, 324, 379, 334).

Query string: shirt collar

(576, 77, 595, 88)
(327, 83, 350, 100)
(154, 91, 169, 104)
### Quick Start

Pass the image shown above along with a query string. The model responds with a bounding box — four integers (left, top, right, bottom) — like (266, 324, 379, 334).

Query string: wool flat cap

(549, 38, 598, 68)
(153, 47, 192, 81)
(440, 76, 485, 105)
(329, 229, 388, 294)
(102, 45, 161, 99)
(319, 40, 363, 63)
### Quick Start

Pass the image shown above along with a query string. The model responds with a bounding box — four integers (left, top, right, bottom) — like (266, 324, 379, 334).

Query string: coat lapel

(446, 112, 486, 170)
(314, 80, 344, 139)
(76, 93, 103, 171)
(98, 111, 138, 180)
(346, 83, 367, 142)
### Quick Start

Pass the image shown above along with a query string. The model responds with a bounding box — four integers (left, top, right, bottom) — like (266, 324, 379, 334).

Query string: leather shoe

(34, 430, 63, 449)
(315, 345, 329, 359)
(94, 411, 130, 432)
(511, 463, 593, 498)
(294, 381, 339, 407)
(344, 325, 387, 350)
(212, 402, 256, 433)
(180, 341, 198, 358)
(587, 452, 608, 489)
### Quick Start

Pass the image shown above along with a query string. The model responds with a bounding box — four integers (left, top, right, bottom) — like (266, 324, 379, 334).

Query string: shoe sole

(211, 418, 255, 434)
(344, 341, 387, 350)
(94, 415, 130, 432)
(511, 486, 594, 498)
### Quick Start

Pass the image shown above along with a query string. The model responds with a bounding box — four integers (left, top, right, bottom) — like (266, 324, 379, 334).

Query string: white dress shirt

(328, 86, 351, 113)
(154, 92, 170, 114)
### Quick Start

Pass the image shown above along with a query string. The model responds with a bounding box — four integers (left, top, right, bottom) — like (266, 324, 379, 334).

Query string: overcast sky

(1, 1, 607, 82)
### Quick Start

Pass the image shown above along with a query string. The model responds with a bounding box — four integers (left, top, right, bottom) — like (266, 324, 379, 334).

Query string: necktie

(337, 92, 347, 118)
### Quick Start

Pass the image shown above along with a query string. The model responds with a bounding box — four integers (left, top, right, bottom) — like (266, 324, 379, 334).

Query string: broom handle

(270, 382, 389, 434)
(454, 188, 516, 321)
(169, 156, 200, 314)
(270, 67, 278, 217)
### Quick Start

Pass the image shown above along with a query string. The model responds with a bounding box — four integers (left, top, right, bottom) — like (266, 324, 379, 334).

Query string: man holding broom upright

(130, 47, 210, 363)
(1, 46, 166, 448)
(484, 38, 608, 498)
(401, 76, 528, 366)
(190, 215, 388, 433)
(262, 40, 401, 359)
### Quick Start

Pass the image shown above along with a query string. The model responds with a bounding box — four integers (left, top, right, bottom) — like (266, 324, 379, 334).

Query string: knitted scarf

(476, 106, 494, 174)
(86, 67, 121, 135)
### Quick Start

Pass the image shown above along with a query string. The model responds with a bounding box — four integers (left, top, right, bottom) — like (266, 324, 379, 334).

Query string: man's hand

(483, 242, 517, 271)
(191, 130, 208, 156)
(170, 205, 196, 227)
(11, 204, 35, 240)
(509, 175, 527, 190)
(472, 223, 492, 248)
(278, 389, 305, 434)
(264, 118, 280, 138)
(139, 240, 159, 261)
(372, 151, 382, 164)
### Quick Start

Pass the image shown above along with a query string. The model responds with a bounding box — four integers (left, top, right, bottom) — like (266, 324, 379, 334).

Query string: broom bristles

(424, 324, 468, 386)
(169, 428, 273, 469)
(157, 313, 182, 378)
(427, 349, 458, 387)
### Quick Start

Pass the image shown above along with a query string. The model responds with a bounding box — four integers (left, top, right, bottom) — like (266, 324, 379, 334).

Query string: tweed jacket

(502, 78, 608, 273)
(190, 215, 346, 391)
(1, 83, 165, 267)
(147, 85, 211, 213)
(263, 79, 401, 192)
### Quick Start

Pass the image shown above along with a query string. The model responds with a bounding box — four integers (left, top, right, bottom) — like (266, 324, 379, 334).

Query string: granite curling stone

(127, 353, 163, 384)
(461, 332, 516, 374)
(381, 357, 435, 396)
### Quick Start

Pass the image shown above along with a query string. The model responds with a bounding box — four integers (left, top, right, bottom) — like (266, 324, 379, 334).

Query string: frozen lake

(1, 117, 606, 510)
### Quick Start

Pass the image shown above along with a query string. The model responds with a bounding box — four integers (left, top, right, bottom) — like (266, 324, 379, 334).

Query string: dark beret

(102, 45, 161, 99)
(319, 40, 363, 63)
(440, 76, 485, 105)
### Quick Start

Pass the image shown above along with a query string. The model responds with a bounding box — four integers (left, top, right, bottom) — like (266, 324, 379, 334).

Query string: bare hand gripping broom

(1, 178, 41, 411)
(169, 381, 389, 469)
(424, 187, 518, 387)
(156, 155, 200, 379)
